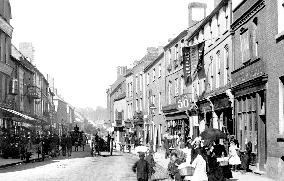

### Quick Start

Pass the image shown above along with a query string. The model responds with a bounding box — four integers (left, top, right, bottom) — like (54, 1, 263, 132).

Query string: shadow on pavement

(0, 148, 92, 173)
(0, 159, 61, 173)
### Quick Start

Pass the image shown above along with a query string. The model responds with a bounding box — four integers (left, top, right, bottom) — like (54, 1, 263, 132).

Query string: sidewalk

(0, 153, 39, 168)
(152, 149, 274, 181)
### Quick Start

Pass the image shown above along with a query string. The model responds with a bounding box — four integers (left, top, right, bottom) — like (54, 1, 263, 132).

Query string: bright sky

(9, 0, 242, 109)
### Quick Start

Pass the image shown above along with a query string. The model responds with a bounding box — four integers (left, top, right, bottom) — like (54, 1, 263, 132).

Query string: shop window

(278, 0, 284, 33)
(237, 95, 258, 152)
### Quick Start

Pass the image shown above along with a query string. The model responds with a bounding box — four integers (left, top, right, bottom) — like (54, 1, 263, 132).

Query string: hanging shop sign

(177, 93, 193, 111)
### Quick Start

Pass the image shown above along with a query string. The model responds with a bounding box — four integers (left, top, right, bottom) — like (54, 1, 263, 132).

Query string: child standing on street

(132, 152, 150, 181)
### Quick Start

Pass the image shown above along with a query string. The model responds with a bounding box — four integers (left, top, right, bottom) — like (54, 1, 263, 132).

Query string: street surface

(0, 146, 275, 181)
(0, 146, 137, 181)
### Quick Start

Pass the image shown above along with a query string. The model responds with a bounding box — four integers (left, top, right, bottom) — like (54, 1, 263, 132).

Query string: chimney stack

(117, 66, 127, 79)
(188, 2, 207, 28)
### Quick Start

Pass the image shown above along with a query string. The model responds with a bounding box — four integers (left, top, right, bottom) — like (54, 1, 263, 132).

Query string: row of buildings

(107, 0, 284, 179)
(0, 0, 81, 158)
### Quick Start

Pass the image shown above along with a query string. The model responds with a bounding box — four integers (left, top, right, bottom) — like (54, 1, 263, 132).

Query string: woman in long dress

(188, 148, 208, 181)
(229, 140, 241, 171)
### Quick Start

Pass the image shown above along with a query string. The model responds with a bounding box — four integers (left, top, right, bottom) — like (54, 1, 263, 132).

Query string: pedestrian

(132, 152, 150, 181)
(186, 148, 208, 181)
(95, 133, 101, 156)
(35, 134, 41, 159)
(167, 152, 182, 181)
(163, 136, 170, 159)
(74, 137, 79, 152)
(61, 134, 67, 156)
(82, 134, 87, 151)
(25, 137, 33, 163)
(241, 141, 252, 172)
(110, 132, 114, 155)
(191, 136, 201, 164)
(107, 133, 111, 152)
(67, 133, 73, 157)
(229, 139, 241, 171)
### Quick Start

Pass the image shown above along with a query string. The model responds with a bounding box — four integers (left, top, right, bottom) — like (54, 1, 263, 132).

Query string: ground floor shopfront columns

(197, 96, 233, 135)
(231, 58, 268, 172)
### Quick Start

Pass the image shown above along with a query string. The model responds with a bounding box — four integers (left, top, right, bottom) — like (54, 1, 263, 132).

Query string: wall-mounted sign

(232, 59, 265, 87)
(177, 93, 192, 111)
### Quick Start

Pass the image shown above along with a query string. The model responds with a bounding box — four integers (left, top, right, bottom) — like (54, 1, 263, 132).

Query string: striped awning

(0, 106, 35, 121)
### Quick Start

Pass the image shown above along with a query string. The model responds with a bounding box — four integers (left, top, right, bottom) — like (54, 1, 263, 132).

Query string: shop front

(196, 85, 234, 139)
(133, 111, 144, 146)
(162, 99, 191, 148)
(0, 106, 39, 158)
(231, 58, 267, 171)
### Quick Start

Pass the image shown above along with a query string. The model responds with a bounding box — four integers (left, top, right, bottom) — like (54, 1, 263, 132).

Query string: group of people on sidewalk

(131, 133, 253, 181)
(166, 136, 252, 181)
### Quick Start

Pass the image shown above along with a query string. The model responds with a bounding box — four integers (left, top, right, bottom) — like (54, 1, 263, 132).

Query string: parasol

(200, 127, 227, 142)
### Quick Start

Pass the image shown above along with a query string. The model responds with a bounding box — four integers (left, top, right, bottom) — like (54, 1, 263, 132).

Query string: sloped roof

(11, 45, 34, 73)
(144, 52, 164, 72)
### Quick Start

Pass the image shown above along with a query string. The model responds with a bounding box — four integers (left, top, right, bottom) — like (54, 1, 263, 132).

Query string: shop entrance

(235, 90, 267, 170)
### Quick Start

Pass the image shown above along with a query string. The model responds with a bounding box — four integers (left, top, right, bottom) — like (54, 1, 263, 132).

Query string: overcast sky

(9, 0, 241, 109)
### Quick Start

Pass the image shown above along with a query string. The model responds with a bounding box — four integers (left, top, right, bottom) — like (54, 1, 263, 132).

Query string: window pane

(251, 95, 256, 111)
(238, 113, 242, 130)
(240, 30, 250, 63)
(247, 96, 252, 111)
(238, 99, 242, 112)
(254, 111, 258, 131)
(249, 113, 252, 131)
(243, 98, 246, 112)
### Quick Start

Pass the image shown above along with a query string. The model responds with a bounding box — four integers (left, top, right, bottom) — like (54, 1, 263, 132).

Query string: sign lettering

(176, 93, 192, 111)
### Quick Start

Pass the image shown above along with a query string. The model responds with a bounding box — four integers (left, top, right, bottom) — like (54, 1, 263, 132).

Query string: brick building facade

(232, 0, 284, 179)
(144, 52, 165, 151)
(187, 0, 234, 139)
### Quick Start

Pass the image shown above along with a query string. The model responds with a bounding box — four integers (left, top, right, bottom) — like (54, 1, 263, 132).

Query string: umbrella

(200, 127, 227, 142)
(134, 145, 149, 154)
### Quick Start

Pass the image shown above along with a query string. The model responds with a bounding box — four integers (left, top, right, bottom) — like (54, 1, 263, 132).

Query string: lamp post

(149, 103, 156, 152)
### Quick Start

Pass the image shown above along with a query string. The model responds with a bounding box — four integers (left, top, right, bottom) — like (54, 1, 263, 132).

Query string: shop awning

(165, 114, 188, 121)
(0, 106, 35, 121)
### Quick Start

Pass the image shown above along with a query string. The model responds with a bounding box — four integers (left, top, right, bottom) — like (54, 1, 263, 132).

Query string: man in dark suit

(132, 152, 150, 181)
